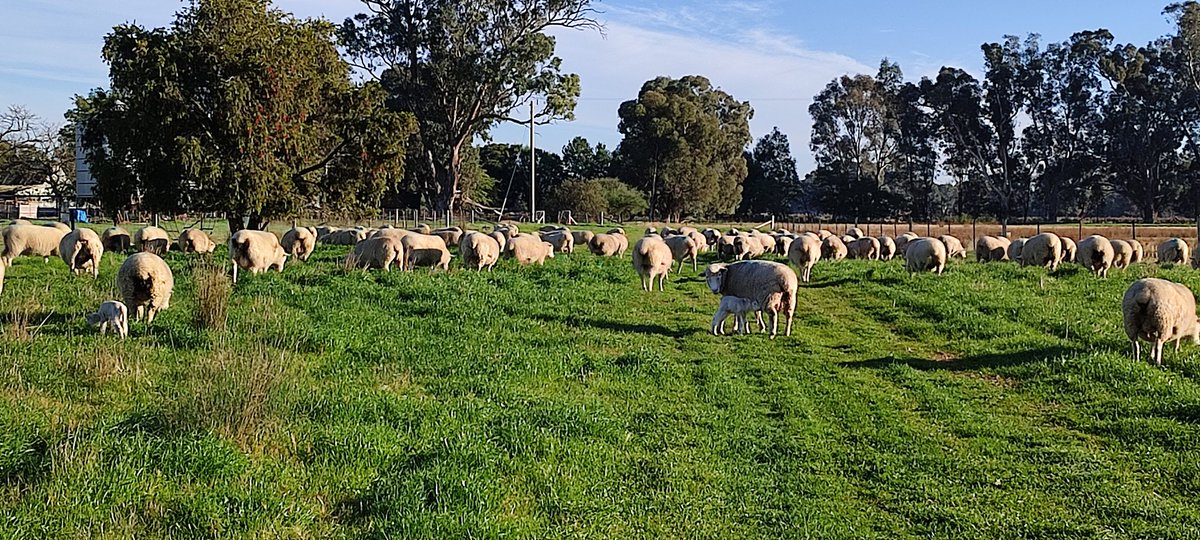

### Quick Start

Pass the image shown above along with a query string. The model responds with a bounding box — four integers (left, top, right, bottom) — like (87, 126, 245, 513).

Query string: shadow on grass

(843, 346, 1075, 372)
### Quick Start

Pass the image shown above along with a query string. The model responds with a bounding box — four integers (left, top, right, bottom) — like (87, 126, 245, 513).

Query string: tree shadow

(843, 346, 1075, 372)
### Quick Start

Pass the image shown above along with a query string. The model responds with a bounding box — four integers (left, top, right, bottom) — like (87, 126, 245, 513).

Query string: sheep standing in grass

(711, 296, 762, 335)
(664, 234, 699, 273)
(702, 261, 797, 338)
(878, 236, 897, 261)
(489, 230, 509, 255)
(281, 226, 317, 262)
(410, 223, 432, 235)
(893, 232, 920, 256)
(117, 252, 174, 324)
(1123, 278, 1200, 366)
(85, 300, 129, 339)
(845, 227, 864, 239)
(703, 228, 722, 247)
(716, 234, 737, 260)
(1007, 238, 1027, 262)
(688, 230, 710, 253)
(1076, 235, 1114, 277)
(48, 222, 71, 232)
(459, 232, 501, 271)
(348, 236, 404, 271)
(975, 236, 1011, 262)
(774, 234, 794, 256)
(509, 234, 555, 266)
(786, 234, 821, 283)
(571, 230, 595, 248)
(1059, 237, 1077, 265)
(134, 226, 171, 255)
(1111, 239, 1135, 270)
(905, 237, 947, 275)
(633, 235, 673, 291)
(432, 227, 464, 247)
(102, 227, 131, 253)
(1129, 240, 1145, 264)
(541, 230, 575, 254)
(59, 227, 104, 278)
(2, 224, 68, 264)
(177, 228, 216, 254)
(820, 235, 848, 261)
(1159, 238, 1189, 265)
(1022, 232, 1063, 270)
(848, 237, 880, 260)
(938, 235, 967, 259)
(229, 229, 287, 284)
(401, 233, 452, 271)
(588, 233, 623, 257)
(735, 233, 767, 260)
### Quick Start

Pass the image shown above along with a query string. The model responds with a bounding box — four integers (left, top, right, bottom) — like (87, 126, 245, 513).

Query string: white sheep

(432, 227, 464, 247)
(1059, 237, 1077, 265)
(102, 227, 131, 253)
(348, 236, 404, 271)
(410, 223, 432, 235)
(489, 230, 509, 255)
(664, 234, 699, 273)
(632, 235, 673, 291)
(459, 232, 501, 271)
(1159, 238, 1189, 265)
(541, 230, 575, 254)
(400, 233, 452, 271)
(281, 226, 317, 262)
(177, 228, 216, 254)
(894, 232, 920, 256)
(975, 235, 1011, 263)
(711, 295, 762, 335)
(1076, 235, 1114, 277)
(588, 233, 624, 257)
(787, 234, 822, 282)
(47, 222, 71, 232)
(848, 236, 880, 260)
(702, 261, 797, 338)
(2, 224, 68, 264)
(571, 230, 596, 247)
(59, 227, 104, 278)
(938, 235, 967, 259)
(877, 236, 897, 261)
(117, 252, 174, 324)
(509, 234, 555, 266)
(1007, 238, 1027, 262)
(820, 235, 848, 261)
(1021, 232, 1062, 270)
(1129, 239, 1144, 263)
(85, 300, 129, 338)
(1123, 278, 1200, 366)
(134, 226, 171, 255)
(1110, 239, 1135, 270)
(229, 229, 287, 284)
(905, 237, 947, 275)
(845, 227, 864, 239)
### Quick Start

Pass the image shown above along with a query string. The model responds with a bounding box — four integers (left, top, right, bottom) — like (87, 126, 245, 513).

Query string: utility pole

(529, 101, 536, 223)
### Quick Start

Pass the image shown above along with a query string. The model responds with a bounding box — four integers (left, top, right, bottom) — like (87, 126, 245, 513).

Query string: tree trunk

(228, 215, 245, 234)
(1142, 206, 1155, 224)
(431, 145, 462, 213)
(247, 214, 268, 230)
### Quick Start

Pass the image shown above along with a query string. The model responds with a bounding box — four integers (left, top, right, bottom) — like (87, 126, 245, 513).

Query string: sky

(0, 0, 1177, 174)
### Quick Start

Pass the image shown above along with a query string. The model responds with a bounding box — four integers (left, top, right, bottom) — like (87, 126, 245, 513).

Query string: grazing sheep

(117, 252, 174, 324)
(816, 230, 834, 240)
(348, 236, 404, 271)
(701, 261, 798, 338)
(1129, 239, 1145, 264)
(1059, 237, 1077, 265)
(938, 235, 967, 259)
(711, 295, 763, 335)
(845, 227, 864, 239)
(85, 300, 129, 339)
(702, 228, 722, 247)
(894, 232, 920, 256)
(1111, 239, 1135, 270)
(432, 227, 464, 248)
(281, 226, 318, 262)
(571, 230, 596, 248)
(877, 236, 897, 261)
(688, 230, 710, 253)
(774, 234, 794, 256)
(410, 223, 432, 235)
(735, 233, 767, 260)
(664, 234, 699, 274)
(848, 236, 881, 260)
(509, 234, 555, 266)
(1122, 278, 1200, 366)
(133, 226, 171, 255)
(400, 233, 452, 271)
(499, 221, 521, 236)
(1076, 235, 1115, 277)
(1007, 238, 1027, 262)
(541, 224, 568, 233)
(820, 235, 848, 261)
(541, 230, 575, 254)
(1022, 232, 1063, 270)
(748, 231, 776, 254)
(588, 233, 623, 257)
(59, 227, 104, 278)
(905, 237, 947, 275)
(489, 230, 509, 255)
(632, 235, 673, 291)
(177, 228, 216, 254)
(716, 234, 738, 260)
(229, 229, 287, 284)
(315, 225, 338, 238)
(102, 227, 131, 253)
(1159, 238, 1189, 265)
(321, 228, 368, 245)
(787, 234, 822, 283)
(47, 222, 71, 232)
(459, 232, 501, 271)
(2, 224, 68, 264)
(975, 235, 1011, 263)
(7, 219, 32, 227)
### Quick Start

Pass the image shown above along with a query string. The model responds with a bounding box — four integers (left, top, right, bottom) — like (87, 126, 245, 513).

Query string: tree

(739, 127, 802, 216)
(477, 143, 565, 212)
(616, 75, 753, 221)
(339, 0, 600, 213)
(0, 105, 74, 208)
(78, 0, 415, 230)
(561, 136, 613, 180)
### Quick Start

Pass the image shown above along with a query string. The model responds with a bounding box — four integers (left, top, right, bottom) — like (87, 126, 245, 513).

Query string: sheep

(688, 230, 710, 253)
(774, 234, 794, 256)
(702, 228, 722, 247)
(644, 226, 658, 236)
(132, 226, 170, 255)
(878, 236, 897, 261)
(664, 234, 699, 273)
(499, 221, 521, 235)
(845, 227, 864, 239)
(748, 231, 776, 254)
(816, 230, 834, 240)
(489, 230, 509, 255)
(315, 225, 338, 238)
(281, 226, 317, 262)
(1059, 237, 1077, 265)
(894, 232, 920, 256)
(85, 300, 129, 339)
(47, 222, 71, 232)
(177, 228, 216, 254)
(711, 295, 763, 335)
(228, 229, 287, 284)
(432, 226, 464, 247)
(321, 228, 368, 245)
(1021, 232, 1063, 270)
(571, 230, 596, 248)
(541, 230, 575, 254)
(701, 261, 798, 338)
(632, 235, 673, 291)
(975, 235, 1011, 262)
(117, 252, 174, 324)
(716, 234, 738, 260)
(840, 234, 856, 246)
(400, 233, 452, 271)
(459, 232, 501, 271)
(848, 236, 880, 260)
(938, 235, 967, 259)
(1159, 238, 1189, 265)
(1129, 239, 1145, 264)
(8, 219, 32, 227)
(820, 235, 848, 261)
(787, 234, 822, 283)
(347, 236, 404, 271)
(1007, 238, 1027, 262)
(2, 224, 68, 264)
(101, 227, 131, 253)
(588, 233, 623, 257)
(1111, 239, 1135, 270)
(1122, 278, 1200, 367)
(610, 230, 629, 256)
(410, 223, 432, 235)
(509, 234, 555, 265)
(735, 233, 767, 260)
(541, 224, 568, 233)
(0, 258, 5, 295)
(1076, 235, 1115, 277)
(905, 237, 947, 275)
(59, 227, 104, 278)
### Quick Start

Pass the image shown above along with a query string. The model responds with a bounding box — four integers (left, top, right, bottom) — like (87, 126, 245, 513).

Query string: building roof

(0, 183, 53, 198)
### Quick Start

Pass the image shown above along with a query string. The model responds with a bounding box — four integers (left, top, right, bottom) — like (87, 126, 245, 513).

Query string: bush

(192, 260, 231, 331)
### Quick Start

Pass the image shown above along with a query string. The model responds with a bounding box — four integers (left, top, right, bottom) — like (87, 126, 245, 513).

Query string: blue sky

(0, 0, 1175, 173)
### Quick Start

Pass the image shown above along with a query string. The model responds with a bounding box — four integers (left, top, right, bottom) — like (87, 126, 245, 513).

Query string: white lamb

(85, 300, 129, 339)
(711, 295, 763, 336)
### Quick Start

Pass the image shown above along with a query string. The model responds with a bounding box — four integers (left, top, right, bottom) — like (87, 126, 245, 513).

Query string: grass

(1, 237, 1200, 538)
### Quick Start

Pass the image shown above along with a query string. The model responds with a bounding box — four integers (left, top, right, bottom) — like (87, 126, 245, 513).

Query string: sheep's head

(701, 264, 727, 295)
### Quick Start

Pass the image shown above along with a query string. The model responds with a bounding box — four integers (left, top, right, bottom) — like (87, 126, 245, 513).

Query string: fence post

(1132, 222, 1137, 241)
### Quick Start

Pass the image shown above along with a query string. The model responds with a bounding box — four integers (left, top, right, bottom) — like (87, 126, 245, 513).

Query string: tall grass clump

(192, 259, 231, 331)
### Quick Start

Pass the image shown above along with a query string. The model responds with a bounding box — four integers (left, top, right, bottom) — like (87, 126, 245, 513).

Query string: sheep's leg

(1155, 340, 1165, 367)
(756, 311, 766, 333)
(232, 262, 239, 284)
(768, 308, 779, 339)
(691, 255, 696, 272)
(99, 321, 108, 335)
(1132, 340, 1140, 363)
(146, 308, 156, 325)
(785, 312, 793, 337)
(711, 311, 726, 335)
(119, 318, 128, 338)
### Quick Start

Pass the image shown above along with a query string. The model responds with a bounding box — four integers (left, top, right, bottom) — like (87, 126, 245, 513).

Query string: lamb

(228, 229, 287, 284)
(133, 226, 171, 255)
(589, 233, 623, 257)
(938, 235, 967, 259)
(541, 230, 575, 254)
(117, 252, 174, 324)
(975, 235, 1010, 262)
(1076, 235, 1115, 277)
(459, 232, 501, 271)
(400, 233, 452, 271)
(59, 227, 104, 278)
(701, 261, 798, 338)
(177, 228, 216, 254)
(905, 237, 947, 275)
(877, 236, 897, 261)
(1110, 239, 1135, 270)
(1007, 238, 1027, 262)
(786, 234, 822, 282)
(711, 295, 763, 335)
(2, 223, 68, 264)
(281, 226, 317, 262)
(820, 235, 848, 261)
(664, 234, 699, 273)
(101, 227, 131, 253)
(848, 236, 880, 260)
(85, 300, 129, 339)
(1059, 237, 1077, 265)
(509, 234, 555, 266)
(632, 235, 673, 291)
(1122, 278, 1200, 366)
(347, 236, 404, 271)
(571, 230, 596, 247)
(1021, 232, 1063, 270)
(432, 227, 464, 247)
(1159, 238, 1189, 265)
